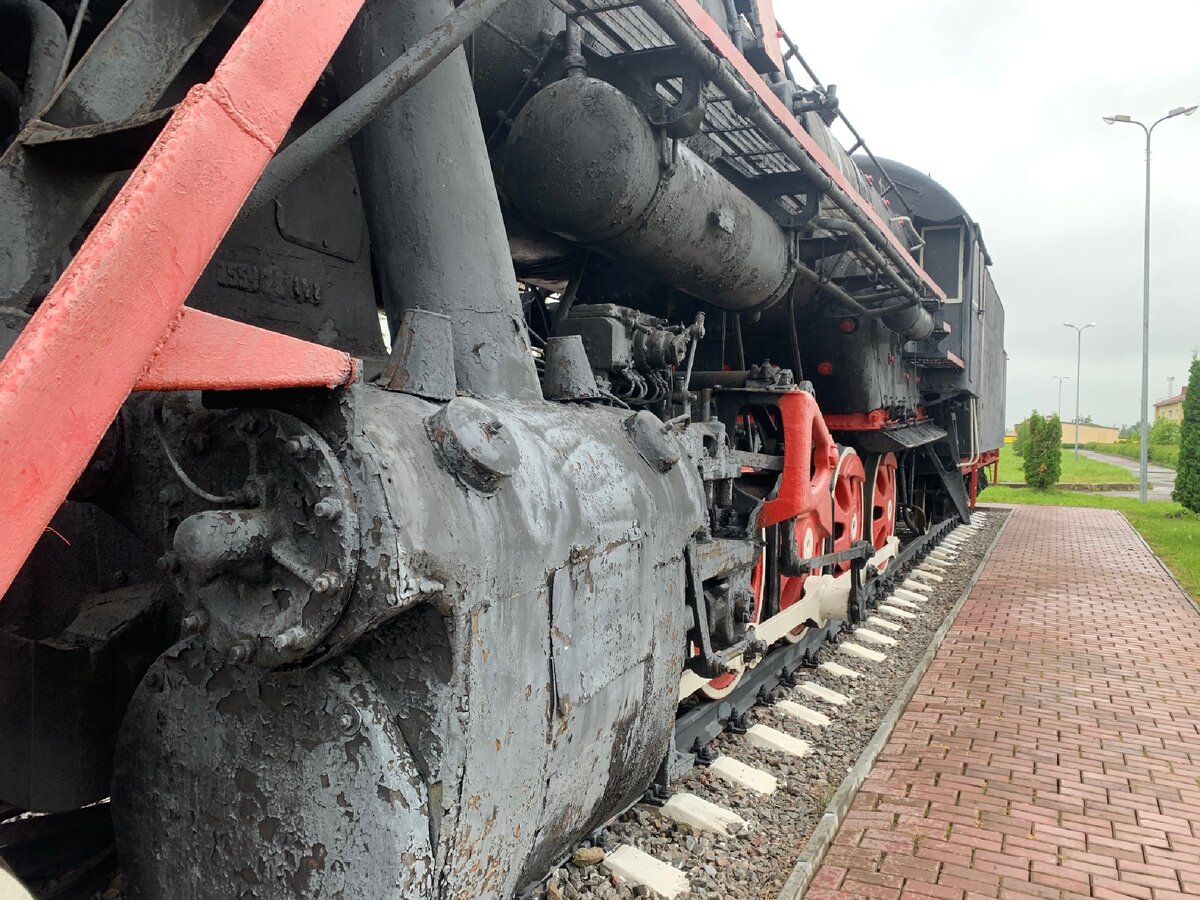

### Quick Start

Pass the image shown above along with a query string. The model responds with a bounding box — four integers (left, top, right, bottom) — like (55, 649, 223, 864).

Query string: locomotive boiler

(0, 0, 1006, 896)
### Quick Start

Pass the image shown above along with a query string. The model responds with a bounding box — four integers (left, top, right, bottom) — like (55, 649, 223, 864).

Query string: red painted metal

(759, 390, 838, 528)
(134, 309, 356, 392)
(0, 0, 366, 598)
(962, 447, 1000, 510)
(824, 410, 891, 431)
(674, 0, 946, 302)
(831, 449, 865, 575)
(867, 451, 898, 561)
(751, 0, 784, 73)
(824, 409, 932, 432)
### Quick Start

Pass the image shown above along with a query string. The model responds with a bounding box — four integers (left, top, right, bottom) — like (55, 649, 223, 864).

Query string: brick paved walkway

(807, 506, 1200, 900)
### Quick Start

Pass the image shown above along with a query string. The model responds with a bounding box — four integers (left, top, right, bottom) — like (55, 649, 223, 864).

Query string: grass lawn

(981, 486, 1200, 601)
(996, 445, 1134, 484)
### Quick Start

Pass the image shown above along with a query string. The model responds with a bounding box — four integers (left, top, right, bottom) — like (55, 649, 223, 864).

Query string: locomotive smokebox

(503, 76, 795, 312)
(113, 389, 707, 898)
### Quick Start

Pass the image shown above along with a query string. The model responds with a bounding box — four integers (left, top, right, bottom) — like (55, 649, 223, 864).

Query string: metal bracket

(591, 45, 708, 138)
(716, 165, 823, 229)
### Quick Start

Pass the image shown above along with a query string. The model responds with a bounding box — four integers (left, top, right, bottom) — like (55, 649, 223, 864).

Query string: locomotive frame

(0, 0, 1005, 896)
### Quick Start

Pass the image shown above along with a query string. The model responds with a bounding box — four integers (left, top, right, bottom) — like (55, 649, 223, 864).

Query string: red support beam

(133, 309, 355, 392)
(0, 0, 366, 598)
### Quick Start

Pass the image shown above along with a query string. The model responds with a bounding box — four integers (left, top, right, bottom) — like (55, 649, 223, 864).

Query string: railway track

(529, 511, 1000, 900)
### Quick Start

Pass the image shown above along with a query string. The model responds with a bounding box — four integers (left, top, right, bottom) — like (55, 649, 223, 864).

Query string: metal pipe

(55, 0, 89, 86)
(245, 0, 516, 216)
(550, 251, 589, 329)
(792, 262, 932, 339)
(636, 0, 934, 303)
(0, 0, 66, 123)
(721, 0, 742, 52)
(814, 215, 921, 308)
(334, 0, 539, 401)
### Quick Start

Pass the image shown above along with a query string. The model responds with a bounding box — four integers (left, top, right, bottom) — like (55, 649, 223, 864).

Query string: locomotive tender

(0, 0, 1005, 896)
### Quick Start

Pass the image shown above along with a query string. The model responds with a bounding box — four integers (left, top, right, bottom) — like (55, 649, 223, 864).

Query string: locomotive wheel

(778, 508, 828, 643)
(831, 448, 866, 575)
(699, 542, 765, 700)
(863, 452, 898, 568)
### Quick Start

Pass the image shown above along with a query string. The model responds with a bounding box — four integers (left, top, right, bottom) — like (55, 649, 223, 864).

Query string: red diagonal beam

(0, 0, 365, 597)
(133, 309, 357, 392)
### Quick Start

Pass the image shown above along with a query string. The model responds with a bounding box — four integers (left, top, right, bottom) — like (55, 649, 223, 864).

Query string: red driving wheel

(864, 452, 898, 569)
(831, 449, 866, 575)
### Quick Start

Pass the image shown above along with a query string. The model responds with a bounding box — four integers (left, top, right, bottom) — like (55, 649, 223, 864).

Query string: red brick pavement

(806, 506, 1200, 900)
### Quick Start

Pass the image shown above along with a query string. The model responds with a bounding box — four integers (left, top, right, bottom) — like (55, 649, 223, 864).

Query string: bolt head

(285, 436, 312, 459)
(157, 552, 181, 575)
(228, 640, 255, 663)
(334, 702, 360, 735)
(180, 610, 209, 634)
(314, 498, 340, 520)
(158, 484, 184, 506)
(313, 572, 341, 594)
(272, 626, 307, 652)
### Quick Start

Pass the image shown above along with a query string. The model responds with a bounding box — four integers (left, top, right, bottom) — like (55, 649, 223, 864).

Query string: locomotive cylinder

(503, 76, 795, 312)
(333, 0, 540, 401)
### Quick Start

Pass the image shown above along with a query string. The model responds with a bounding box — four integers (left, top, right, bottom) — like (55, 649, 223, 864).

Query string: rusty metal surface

(111, 386, 707, 897)
(114, 647, 434, 898)
(0, 0, 234, 308)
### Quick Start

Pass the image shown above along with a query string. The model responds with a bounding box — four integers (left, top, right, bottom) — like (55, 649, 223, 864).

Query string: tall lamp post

(1053, 375, 1070, 419)
(1064, 323, 1095, 458)
(1103, 104, 1198, 502)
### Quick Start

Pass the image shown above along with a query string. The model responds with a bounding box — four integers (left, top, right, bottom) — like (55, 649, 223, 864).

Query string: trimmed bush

(1012, 419, 1029, 457)
(1044, 415, 1063, 484)
(1174, 359, 1200, 512)
(1021, 412, 1061, 490)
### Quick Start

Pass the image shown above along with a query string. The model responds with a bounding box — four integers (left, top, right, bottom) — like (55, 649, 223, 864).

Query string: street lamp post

(1064, 323, 1095, 458)
(1103, 104, 1198, 503)
(1053, 375, 1070, 419)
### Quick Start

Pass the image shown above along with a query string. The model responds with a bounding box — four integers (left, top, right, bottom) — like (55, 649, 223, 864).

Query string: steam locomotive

(0, 0, 1005, 896)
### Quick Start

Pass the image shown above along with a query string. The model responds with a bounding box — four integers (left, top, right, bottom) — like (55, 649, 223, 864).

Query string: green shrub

(1174, 359, 1200, 512)
(1022, 412, 1058, 490)
(1044, 415, 1063, 483)
(1150, 418, 1181, 446)
(1080, 440, 1180, 468)
(1012, 419, 1029, 457)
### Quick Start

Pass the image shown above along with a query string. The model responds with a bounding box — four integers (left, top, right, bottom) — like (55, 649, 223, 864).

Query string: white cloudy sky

(775, 0, 1200, 429)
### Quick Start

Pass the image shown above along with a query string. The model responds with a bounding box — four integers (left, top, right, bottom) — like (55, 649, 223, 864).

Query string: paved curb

(774, 511, 1012, 900)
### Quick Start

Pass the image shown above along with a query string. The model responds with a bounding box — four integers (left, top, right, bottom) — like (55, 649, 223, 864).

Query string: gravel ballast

(533, 509, 1008, 900)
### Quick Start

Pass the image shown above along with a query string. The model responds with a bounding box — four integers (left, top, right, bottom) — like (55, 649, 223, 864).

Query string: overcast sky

(775, 0, 1200, 430)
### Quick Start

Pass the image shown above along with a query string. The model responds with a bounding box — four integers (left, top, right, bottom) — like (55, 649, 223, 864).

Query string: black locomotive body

(0, 0, 1005, 896)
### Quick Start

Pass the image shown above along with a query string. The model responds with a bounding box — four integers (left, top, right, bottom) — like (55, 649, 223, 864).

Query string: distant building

(1154, 386, 1186, 422)
(1013, 416, 1120, 445)
(1063, 422, 1121, 444)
